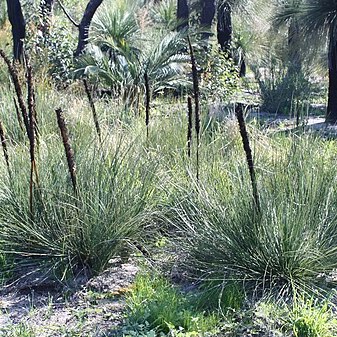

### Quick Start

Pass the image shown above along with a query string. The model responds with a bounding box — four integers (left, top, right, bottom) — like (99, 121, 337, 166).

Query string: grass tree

(277, 1, 337, 123)
(6, 0, 25, 61)
(200, 0, 216, 41)
(217, 0, 253, 76)
(74, 0, 189, 107)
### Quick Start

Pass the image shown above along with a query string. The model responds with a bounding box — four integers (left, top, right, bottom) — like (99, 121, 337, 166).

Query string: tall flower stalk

(187, 96, 193, 158)
(0, 49, 30, 139)
(27, 62, 39, 215)
(144, 71, 150, 140)
(83, 79, 102, 143)
(0, 118, 11, 178)
(55, 108, 77, 194)
(187, 36, 200, 180)
(235, 103, 260, 212)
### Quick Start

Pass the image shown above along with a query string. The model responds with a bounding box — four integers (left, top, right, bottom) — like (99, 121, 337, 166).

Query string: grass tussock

(164, 134, 337, 297)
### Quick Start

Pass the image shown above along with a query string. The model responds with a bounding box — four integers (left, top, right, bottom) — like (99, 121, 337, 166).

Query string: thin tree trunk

(27, 63, 38, 216)
(177, 0, 189, 31)
(6, 0, 26, 61)
(200, 0, 215, 41)
(239, 58, 246, 78)
(327, 28, 337, 123)
(74, 0, 103, 57)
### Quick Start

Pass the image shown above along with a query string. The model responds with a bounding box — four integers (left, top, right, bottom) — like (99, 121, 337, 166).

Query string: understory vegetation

(1, 0, 337, 336)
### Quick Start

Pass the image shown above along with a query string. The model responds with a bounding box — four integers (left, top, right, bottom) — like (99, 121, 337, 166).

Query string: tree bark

(6, 0, 26, 61)
(200, 0, 215, 41)
(217, 1, 231, 52)
(177, 0, 189, 31)
(288, 19, 301, 70)
(74, 0, 103, 57)
(326, 28, 337, 123)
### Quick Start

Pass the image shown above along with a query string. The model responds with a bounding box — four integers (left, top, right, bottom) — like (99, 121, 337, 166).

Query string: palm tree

(76, 31, 188, 101)
(74, 0, 189, 107)
(277, 1, 337, 123)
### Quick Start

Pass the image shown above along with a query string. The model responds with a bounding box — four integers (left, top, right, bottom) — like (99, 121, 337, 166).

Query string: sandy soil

(0, 261, 138, 336)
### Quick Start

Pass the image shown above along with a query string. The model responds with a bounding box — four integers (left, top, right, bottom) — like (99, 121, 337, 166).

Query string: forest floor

(247, 110, 337, 136)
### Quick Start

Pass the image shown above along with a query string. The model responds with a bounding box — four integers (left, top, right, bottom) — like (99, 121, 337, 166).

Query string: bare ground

(0, 261, 138, 336)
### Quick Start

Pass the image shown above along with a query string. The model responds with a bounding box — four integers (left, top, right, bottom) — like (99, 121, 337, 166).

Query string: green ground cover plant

(124, 273, 220, 336)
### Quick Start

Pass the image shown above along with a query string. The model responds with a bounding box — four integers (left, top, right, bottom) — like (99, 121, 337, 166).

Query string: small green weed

(253, 295, 337, 337)
(290, 296, 337, 337)
(124, 273, 219, 335)
(0, 323, 36, 337)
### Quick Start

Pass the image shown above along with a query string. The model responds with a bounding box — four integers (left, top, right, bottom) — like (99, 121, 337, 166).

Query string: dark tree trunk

(217, 2, 247, 78)
(288, 18, 301, 75)
(6, 0, 26, 61)
(39, 0, 55, 36)
(326, 28, 337, 123)
(74, 0, 103, 57)
(217, 1, 232, 52)
(200, 0, 215, 41)
(327, 68, 337, 123)
(177, 0, 189, 31)
(239, 57, 246, 77)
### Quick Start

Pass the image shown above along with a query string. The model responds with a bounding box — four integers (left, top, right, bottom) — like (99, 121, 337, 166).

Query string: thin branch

(56, 0, 79, 27)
